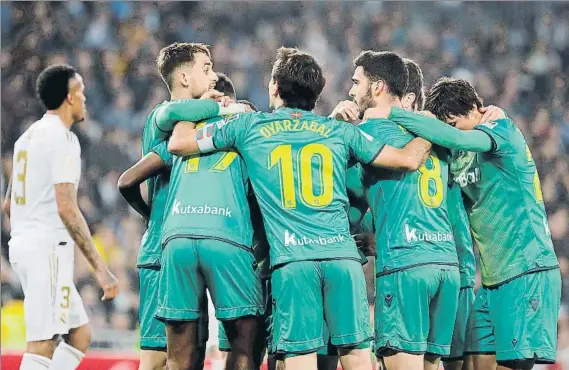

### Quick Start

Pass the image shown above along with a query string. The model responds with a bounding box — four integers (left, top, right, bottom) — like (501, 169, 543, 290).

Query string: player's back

(216, 107, 382, 268)
(452, 118, 558, 286)
(159, 116, 255, 248)
(359, 119, 458, 273)
(139, 103, 171, 267)
(9, 114, 81, 248)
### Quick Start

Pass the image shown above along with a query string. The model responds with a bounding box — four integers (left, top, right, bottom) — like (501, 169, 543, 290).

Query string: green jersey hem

(376, 262, 459, 278)
(161, 228, 253, 251)
(482, 265, 559, 289)
(271, 251, 362, 270)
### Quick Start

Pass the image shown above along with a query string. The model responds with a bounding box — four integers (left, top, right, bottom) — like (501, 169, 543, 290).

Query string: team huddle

(5, 40, 561, 370)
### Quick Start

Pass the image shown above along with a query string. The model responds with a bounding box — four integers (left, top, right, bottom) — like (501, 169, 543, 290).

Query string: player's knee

(26, 337, 58, 358)
(64, 324, 91, 353)
(498, 359, 535, 370)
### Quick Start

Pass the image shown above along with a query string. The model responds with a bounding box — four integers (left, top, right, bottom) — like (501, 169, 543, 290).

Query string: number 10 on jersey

(269, 144, 334, 209)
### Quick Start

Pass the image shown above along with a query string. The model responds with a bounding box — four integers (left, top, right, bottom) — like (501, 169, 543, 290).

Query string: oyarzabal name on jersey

(284, 230, 345, 247)
(404, 224, 453, 243)
(259, 120, 332, 139)
(172, 200, 232, 217)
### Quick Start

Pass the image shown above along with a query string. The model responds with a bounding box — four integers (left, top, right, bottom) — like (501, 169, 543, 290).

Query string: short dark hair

(214, 72, 236, 99)
(36, 64, 77, 110)
(403, 58, 425, 110)
(156, 42, 211, 90)
(237, 100, 258, 112)
(271, 47, 325, 111)
(354, 51, 408, 98)
(425, 77, 483, 122)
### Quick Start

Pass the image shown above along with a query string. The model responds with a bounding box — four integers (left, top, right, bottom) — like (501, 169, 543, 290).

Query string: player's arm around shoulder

(168, 108, 255, 156)
(357, 114, 431, 171)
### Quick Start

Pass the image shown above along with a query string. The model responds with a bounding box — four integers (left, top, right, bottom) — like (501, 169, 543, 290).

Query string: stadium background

(1, 1, 569, 369)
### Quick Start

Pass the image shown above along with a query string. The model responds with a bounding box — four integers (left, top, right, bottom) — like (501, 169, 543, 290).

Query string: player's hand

(354, 233, 376, 257)
(479, 105, 506, 123)
(330, 100, 360, 122)
(95, 268, 119, 301)
(217, 96, 236, 107)
(200, 90, 224, 100)
(243, 104, 254, 112)
(418, 110, 437, 119)
(363, 105, 392, 120)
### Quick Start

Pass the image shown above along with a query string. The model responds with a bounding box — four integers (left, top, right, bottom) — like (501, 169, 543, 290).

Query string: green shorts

(139, 267, 166, 350)
(156, 238, 263, 322)
(447, 286, 475, 360)
(375, 264, 460, 357)
(140, 267, 209, 350)
(465, 268, 561, 363)
(272, 259, 372, 356)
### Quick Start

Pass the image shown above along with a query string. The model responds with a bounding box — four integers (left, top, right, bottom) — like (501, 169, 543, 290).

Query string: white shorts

(9, 240, 89, 342)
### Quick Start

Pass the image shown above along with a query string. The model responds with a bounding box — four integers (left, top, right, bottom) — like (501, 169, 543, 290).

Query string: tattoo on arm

(55, 183, 105, 271)
(3, 176, 12, 216)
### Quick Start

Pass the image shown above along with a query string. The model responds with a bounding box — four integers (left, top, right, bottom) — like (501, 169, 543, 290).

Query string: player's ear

(402, 93, 416, 110)
(373, 80, 384, 97)
(269, 79, 278, 98)
(179, 71, 190, 89)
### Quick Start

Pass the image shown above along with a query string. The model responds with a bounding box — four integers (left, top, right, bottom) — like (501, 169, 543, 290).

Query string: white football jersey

(9, 113, 81, 248)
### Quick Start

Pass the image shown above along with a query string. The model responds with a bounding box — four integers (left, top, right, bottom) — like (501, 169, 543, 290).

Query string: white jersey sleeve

(48, 128, 81, 185)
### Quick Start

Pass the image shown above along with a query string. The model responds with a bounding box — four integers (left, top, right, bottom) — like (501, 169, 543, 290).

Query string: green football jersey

(358, 119, 458, 275)
(138, 103, 171, 268)
(153, 116, 256, 250)
(197, 107, 385, 268)
(451, 118, 558, 286)
(447, 181, 476, 288)
(137, 99, 225, 267)
(347, 164, 373, 234)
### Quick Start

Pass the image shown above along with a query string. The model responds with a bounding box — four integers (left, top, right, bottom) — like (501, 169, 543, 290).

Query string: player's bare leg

(223, 317, 258, 370)
(284, 353, 317, 370)
(471, 354, 497, 370)
(338, 347, 373, 370)
(47, 324, 90, 369)
(139, 350, 166, 370)
(165, 320, 200, 370)
(424, 353, 441, 370)
(381, 352, 423, 370)
(20, 337, 57, 369)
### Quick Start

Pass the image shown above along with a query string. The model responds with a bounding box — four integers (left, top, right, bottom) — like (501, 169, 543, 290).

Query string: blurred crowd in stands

(1, 1, 569, 358)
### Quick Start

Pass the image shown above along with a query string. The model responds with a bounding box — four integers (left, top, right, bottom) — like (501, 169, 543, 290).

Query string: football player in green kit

(384, 77, 561, 370)
(119, 42, 243, 370)
(166, 47, 432, 370)
(345, 51, 461, 370)
(402, 59, 478, 370)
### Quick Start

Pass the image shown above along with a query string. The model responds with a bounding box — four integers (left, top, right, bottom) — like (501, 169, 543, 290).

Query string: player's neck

(170, 88, 194, 101)
(46, 108, 73, 130)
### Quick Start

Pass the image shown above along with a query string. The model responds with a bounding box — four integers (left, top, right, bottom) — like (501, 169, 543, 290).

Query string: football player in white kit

(3, 64, 119, 370)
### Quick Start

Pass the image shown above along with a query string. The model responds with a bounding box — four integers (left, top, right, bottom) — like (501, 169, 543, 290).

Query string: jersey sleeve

(473, 118, 515, 156)
(196, 113, 252, 153)
(47, 130, 80, 185)
(388, 107, 493, 152)
(358, 118, 413, 149)
(151, 141, 174, 168)
(344, 122, 385, 164)
(153, 99, 221, 138)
